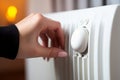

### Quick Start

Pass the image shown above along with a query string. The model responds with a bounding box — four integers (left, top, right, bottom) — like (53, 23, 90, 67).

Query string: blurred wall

(0, 0, 27, 25)
(27, 0, 52, 14)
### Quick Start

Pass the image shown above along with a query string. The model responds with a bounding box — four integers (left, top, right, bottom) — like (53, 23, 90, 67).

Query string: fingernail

(58, 52, 67, 57)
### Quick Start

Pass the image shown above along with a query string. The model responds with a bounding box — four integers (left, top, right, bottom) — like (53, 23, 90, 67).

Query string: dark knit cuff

(0, 24, 19, 59)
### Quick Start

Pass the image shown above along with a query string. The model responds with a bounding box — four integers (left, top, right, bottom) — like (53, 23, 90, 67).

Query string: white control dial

(71, 27, 88, 53)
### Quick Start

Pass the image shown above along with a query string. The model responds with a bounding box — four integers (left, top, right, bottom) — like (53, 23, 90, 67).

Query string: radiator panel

(26, 5, 120, 80)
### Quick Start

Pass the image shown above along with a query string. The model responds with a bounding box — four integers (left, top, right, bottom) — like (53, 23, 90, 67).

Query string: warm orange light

(6, 6, 17, 22)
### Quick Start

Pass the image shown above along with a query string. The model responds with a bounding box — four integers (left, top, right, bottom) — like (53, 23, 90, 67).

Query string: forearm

(0, 24, 19, 59)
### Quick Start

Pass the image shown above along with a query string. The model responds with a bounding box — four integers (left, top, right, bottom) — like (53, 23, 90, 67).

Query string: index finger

(42, 17, 65, 49)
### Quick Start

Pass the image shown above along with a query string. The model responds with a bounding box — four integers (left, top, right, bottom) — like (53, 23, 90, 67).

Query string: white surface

(26, 5, 120, 80)
(26, 58, 56, 80)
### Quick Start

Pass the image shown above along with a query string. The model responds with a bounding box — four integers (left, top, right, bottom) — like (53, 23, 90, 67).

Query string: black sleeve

(0, 24, 19, 59)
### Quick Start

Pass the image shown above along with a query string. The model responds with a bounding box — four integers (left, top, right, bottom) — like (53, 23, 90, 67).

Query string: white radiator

(26, 5, 120, 80)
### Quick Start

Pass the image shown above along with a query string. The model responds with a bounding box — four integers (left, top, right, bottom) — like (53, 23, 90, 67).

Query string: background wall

(27, 0, 52, 14)
(0, 0, 27, 25)
(51, 0, 120, 12)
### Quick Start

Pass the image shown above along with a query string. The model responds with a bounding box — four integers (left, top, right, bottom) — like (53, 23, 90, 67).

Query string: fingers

(29, 13, 64, 49)
(36, 46, 67, 58)
(16, 13, 66, 59)
(38, 15, 66, 60)
(54, 24, 65, 49)
(47, 30, 59, 47)
(42, 17, 65, 49)
(39, 33, 48, 47)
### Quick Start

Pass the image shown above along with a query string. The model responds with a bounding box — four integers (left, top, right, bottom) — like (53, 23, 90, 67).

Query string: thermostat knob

(71, 27, 88, 53)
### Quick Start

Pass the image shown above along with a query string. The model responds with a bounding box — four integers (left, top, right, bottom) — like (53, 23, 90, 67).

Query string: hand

(15, 13, 67, 59)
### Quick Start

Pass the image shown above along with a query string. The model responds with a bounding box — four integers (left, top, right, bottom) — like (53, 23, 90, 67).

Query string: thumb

(36, 46, 67, 58)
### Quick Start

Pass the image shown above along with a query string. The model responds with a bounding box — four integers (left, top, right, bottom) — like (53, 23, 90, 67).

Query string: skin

(15, 13, 67, 59)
